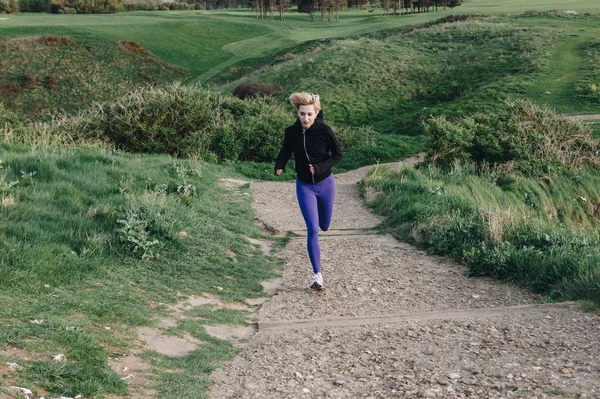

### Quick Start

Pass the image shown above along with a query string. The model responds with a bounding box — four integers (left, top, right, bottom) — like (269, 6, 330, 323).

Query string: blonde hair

(289, 92, 321, 113)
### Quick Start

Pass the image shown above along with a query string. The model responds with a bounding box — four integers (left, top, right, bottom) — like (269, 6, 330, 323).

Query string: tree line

(1, 0, 459, 16)
(256, 0, 461, 21)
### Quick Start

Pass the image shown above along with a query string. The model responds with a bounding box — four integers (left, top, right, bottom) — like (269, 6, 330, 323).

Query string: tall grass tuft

(361, 164, 600, 304)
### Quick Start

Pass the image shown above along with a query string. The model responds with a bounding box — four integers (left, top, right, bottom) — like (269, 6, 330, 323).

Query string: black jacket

(274, 111, 343, 184)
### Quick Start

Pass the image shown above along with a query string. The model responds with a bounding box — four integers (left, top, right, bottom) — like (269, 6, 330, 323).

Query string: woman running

(274, 92, 343, 290)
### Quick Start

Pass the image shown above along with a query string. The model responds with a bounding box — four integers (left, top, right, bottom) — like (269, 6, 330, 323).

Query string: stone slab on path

(210, 310, 600, 399)
(210, 162, 600, 399)
(259, 236, 537, 322)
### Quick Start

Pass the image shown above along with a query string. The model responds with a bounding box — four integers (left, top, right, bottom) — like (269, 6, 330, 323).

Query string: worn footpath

(209, 160, 600, 399)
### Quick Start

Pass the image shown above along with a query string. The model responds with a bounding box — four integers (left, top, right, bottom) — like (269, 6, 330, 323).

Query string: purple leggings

(296, 174, 335, 274)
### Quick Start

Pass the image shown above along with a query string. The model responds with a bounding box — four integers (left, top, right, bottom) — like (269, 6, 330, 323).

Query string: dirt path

(568, 115, 600, 122)
(209, 160, 600, 399)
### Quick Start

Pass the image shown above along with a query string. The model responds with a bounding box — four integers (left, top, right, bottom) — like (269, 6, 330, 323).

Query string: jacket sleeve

(313, 126, 343, 175)
(274, 129, 294, 174)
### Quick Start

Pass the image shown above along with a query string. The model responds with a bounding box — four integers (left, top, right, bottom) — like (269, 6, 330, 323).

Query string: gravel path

(209, 161, 600, 399)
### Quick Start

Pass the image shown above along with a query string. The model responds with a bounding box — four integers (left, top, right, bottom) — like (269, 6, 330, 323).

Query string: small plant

(0, 160, 19, 205)
(117, 207, 160, 260)
(117, 193, 172, 260)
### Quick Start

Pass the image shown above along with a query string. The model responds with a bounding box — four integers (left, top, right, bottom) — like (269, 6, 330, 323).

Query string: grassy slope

(0, 36, 188, 118)
(223, 18, 560, 130)
(0, 0, 595, 82)
(0, 13, 272, 79)
(0, 148, 281, 398)
(516, 16, 600, 114)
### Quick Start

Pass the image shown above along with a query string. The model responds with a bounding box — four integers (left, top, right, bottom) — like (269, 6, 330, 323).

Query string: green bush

(425, 99, 599, 175)
(232, 81, 277, 100)
(91, 84, 292, 161)
(219, 97, 290, 162)
(98, 84, 219, 157)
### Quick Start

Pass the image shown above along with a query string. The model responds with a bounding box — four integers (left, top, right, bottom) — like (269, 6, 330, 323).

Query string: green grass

(516, 16, 600, 114)
(0, 10, 448, 82)
(591, 122, 600, 138)
(1, 7, 599, 120)
(0, 35, 188, 119)
(225, 17, 562, 134)
(2, 2, 600, 396)
(0, 147, 281, 398)
(361, 163, 600, 303)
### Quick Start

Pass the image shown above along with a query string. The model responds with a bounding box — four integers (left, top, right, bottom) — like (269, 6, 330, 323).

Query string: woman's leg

(296, 179, 321, 274)
(316, 174, 336, 232)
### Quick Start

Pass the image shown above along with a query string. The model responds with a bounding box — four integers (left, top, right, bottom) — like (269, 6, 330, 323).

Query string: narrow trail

(209, 159, 600, 399)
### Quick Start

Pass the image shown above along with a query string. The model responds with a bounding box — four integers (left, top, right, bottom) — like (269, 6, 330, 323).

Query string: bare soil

(209, 161, 600, 399)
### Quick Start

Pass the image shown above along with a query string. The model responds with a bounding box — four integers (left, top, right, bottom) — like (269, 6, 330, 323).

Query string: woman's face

(298, 105, 317, 129)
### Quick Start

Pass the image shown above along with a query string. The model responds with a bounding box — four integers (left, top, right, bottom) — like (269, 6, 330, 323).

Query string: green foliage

(18, 0, 49, 12)
(0, 103, 22, 127)
(91, 84, 292, 160)
(425, 99, 599, 175)
(232, 81, 277, 100)
(361, 163, 600, 304)
(465, 222, 600, 302)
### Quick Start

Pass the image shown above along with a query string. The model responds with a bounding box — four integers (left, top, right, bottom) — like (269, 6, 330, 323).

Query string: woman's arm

(313, 127, 343, 175)
(274, 129, 294, 175)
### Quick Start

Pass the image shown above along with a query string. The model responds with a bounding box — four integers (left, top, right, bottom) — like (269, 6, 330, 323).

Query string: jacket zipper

(303, 129, 315, 184)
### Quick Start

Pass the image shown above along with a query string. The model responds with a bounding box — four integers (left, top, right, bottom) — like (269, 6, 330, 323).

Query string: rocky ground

(209, 161, 600, 399)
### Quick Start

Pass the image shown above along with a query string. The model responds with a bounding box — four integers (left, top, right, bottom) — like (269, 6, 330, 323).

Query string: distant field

(0, 0, 597, 82)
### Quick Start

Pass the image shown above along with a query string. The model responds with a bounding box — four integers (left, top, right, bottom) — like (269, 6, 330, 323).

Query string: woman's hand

(275, 169, 283, 176)
(309, 164, 315, 175)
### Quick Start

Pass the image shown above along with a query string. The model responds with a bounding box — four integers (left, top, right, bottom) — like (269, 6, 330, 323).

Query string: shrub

(217, 96, 290, 162)
(95, 84, 292, 161)
(117, 193, 172, 260)
(123, 2, 155, 11)
(98, 84, 217, 157)
(18, 0, 50, 12)
(232, 81, 277, 100)
(425, 99, 599, 175)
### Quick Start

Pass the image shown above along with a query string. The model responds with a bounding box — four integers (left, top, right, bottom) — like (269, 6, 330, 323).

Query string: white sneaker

(309, 272, 324, 290)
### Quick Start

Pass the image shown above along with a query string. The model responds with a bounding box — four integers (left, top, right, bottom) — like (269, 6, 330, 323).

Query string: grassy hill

(221, 12, 600, 137)
(1, 4, 599, 118)
(0, 35, 188, 118)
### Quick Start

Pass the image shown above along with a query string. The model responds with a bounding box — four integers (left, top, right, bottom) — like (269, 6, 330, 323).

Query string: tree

(8, 0, 18, 12)
(296, 0, 315, 20)
(268, 0, 274, 19)
(277, 0, 289, 20)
